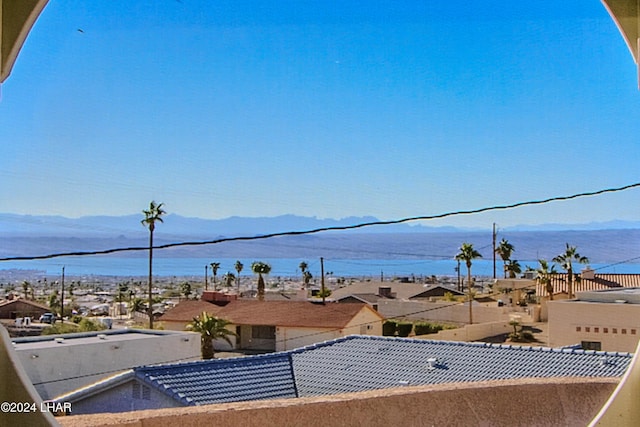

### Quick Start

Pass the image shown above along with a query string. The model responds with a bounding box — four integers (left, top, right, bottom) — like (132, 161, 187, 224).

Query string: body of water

(0, 257, 637, 279)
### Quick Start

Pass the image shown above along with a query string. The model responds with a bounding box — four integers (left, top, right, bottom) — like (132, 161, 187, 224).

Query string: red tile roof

(537, 274, 640, 297)
(159, 300, 224, 323)
(217, 300, 382, 329)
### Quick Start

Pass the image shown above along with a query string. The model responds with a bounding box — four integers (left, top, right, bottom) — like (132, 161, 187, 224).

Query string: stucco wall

(57, 377, 619, 427)
(425, 321, 512, 342)
(14, 331, 200, 400)
(378, 299, 512, 324)
(276, 327, 340, 351)
(548, 300, 640, 352)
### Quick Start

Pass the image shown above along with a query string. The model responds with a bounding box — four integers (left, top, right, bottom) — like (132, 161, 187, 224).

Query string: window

(585, 327, 590, 333)
(603, 328, 608, 333)
(251, 325, 275, 339)
(581, 341, 601, 351)
(576, 326, 581, 332)
(613, 328, 618, 334)
(632, 329, 636, 335)
(622, 329, 627, 334)
(594, 327, 599, 333)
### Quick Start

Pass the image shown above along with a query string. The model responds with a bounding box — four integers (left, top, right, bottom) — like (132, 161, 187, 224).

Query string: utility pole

(492, 223, 497, 280)
(456, 260, 461, 292)
(204, 265, 208, 291)
(60, 266, 65, 323)
(320, 257, 326, 305)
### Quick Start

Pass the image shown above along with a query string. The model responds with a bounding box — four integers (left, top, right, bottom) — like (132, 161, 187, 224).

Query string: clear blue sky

(1, 0, 639, 229)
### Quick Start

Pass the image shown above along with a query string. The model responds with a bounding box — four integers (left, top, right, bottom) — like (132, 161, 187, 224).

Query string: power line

(1, 182, 639, 262)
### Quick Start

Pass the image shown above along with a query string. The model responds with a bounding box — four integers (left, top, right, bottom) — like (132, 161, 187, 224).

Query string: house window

(594, 327, 599, 333)
(576, 326, 581, 332)
(632, 329, 637, 335)
(613, 328, 618, 334)
(603, 328, 608, 333)
(622, 329, 627, 334)
(585, 327, 590, 333)
(251, 325, 275, 339)
(581, 341, 601, 351)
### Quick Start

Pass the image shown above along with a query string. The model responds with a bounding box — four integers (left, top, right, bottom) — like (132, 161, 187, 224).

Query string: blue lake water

(0, 257, 637, 279)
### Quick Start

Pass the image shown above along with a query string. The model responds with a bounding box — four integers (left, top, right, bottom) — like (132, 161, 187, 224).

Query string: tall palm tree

(505, 260, 522, 279)
(251, 261, 272, 301)
(187, 312, 237, 360)
(299, 261, 309, 287)
(223, 272, 235, 288)
(210, 262, 221, 290)
(553, 244, 589, 299)
(536, 259, 558, 300)
(455, 242, 482, 324)
(141, 201, 165, 329)
(234, 260, 243, 293)
(495, 239, 515, 278)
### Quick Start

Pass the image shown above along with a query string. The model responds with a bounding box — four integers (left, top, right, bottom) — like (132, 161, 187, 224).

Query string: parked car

(39, 312, 56, 324)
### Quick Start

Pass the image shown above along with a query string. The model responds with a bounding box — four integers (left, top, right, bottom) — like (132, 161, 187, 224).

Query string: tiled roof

(290, 336, 631, 396)
(0, 298, 51, 311)
(214, 300, 381, 328)
(137, 353, 297, 405)
(159, 300, 224, 323)
(537, 274, 640, 297)
(330, 281, 430, 300)
(66, 335, 632, 408)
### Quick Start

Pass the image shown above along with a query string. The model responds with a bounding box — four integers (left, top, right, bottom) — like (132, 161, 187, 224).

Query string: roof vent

(426, 357, 439, 370)
(98, 334, 107, 340)
(54, 338, 65, 344)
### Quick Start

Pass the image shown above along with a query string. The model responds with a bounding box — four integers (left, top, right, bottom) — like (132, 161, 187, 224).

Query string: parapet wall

(57, 377, 618, 427)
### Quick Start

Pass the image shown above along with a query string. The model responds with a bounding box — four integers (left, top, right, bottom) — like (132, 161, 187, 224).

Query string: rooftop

(56, 335, 633, 408)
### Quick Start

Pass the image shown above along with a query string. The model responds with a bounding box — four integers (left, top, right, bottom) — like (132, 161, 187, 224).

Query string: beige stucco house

(160, 299, 384, 352)
(548, 288, 640, 352)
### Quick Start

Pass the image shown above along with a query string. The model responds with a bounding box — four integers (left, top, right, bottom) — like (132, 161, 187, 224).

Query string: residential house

(160, 300, 384, 352)
(548, 287, 640, 352)
(0, 298, 50, 320)
(53, 334, 632, 415)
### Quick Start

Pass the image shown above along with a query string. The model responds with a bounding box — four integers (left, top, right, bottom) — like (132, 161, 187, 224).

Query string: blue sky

(1, 0, 639, 229)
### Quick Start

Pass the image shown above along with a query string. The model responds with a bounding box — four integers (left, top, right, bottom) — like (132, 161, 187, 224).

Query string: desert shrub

(78, 318, 106, 332)
(396, 322, 413, 337)
(382, 320, 397, 336)
(42, 323, 79, 335)
(70, 315, 84, 324)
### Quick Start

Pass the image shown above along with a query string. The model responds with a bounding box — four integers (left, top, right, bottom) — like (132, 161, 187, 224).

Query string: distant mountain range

(0, 213, 638, 263)
(1, 213, 638, 238)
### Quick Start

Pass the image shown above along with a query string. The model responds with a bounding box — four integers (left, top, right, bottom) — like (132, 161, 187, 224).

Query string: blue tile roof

(129, 335, 632, 407)
(136, 353, 297, 405)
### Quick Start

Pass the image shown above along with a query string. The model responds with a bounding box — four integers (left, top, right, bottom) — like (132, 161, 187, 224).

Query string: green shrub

(414, 322, 448, 336)
(78, 318, 106, 332)
(70, 315, 84, 324)
(382, 320, 397, 336)
(396, 322, 413, 337)
(42, 323, 79, 335)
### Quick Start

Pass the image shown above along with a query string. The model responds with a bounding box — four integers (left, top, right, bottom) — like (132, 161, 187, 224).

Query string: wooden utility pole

(204, 265, 208, 291)
(320, 257, 326, 304)
(492, 223, 497, 280)
(60, 266, 65, 323)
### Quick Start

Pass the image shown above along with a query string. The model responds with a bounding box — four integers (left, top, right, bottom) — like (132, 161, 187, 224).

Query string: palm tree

(495, 239, 515, 278)
(303, 271, 313, 287)
(129, 297, 145, 314)
(455, 242, 482, 324)
(251, 261, 272, 301)
(141, 201, 165, 329)
(234, 261, 243, 292)
(505, 260, 522, 279)
(180, 282, 192, 300)
(210, 262, 221, 290)
(536, 259, 558, 300)
(553, 244, 589, 299)
(187, 312, 237, 360)
(223, 272, 235, 288)
(299, 261, 310, 287)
